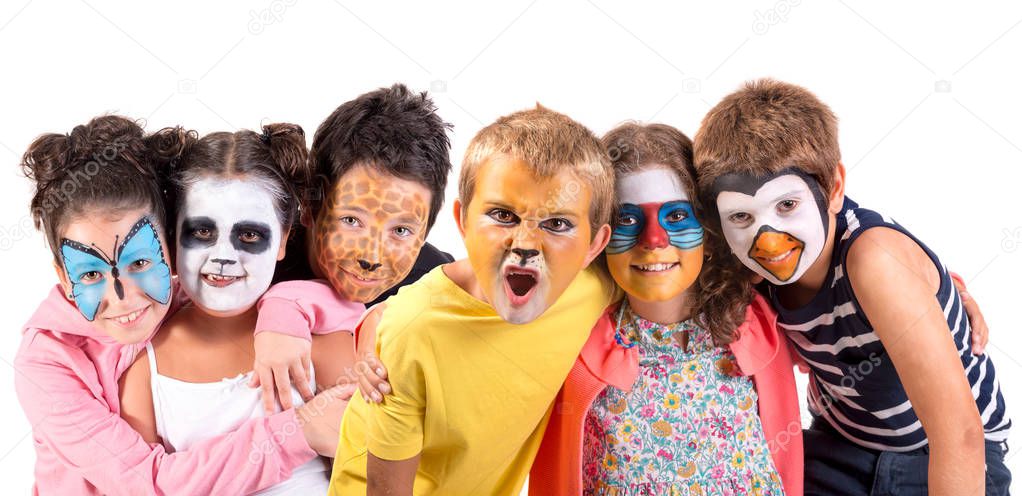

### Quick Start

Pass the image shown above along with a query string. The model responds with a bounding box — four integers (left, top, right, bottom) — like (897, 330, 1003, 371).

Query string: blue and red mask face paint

(607, 200, 703, 254)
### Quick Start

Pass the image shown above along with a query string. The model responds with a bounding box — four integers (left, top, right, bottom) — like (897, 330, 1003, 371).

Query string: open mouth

(503, 266, 539, 306)
(106, 304, 151, 326)
(201, 273, 244, 288)
(749, 230, 804, 281)
(631, 262, 679, 274)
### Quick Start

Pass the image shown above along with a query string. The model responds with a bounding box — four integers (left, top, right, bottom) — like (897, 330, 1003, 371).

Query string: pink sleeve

(15, 338, 315, 496)
(255, 280, 365, 340)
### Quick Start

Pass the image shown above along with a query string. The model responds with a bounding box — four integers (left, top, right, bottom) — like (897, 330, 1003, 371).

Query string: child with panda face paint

(117, 124, 363, 495)
(694, 79, 1010, 495)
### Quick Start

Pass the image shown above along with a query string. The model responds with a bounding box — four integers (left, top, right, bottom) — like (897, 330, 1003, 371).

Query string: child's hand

(251, 332, 315, 414)
(356, 351, 391, 403)
(951, 273, 989, 355)
(297, 383, 356, 456)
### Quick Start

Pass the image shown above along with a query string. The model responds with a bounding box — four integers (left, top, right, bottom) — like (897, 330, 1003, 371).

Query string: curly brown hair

(601, 122, 752, 344)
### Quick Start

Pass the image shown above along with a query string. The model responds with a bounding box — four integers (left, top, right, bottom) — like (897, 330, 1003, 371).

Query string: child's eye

(777, 199, 799, 213)
(487, 209, 518, 225)
(667, 209, 688, 222)
(129, 259, 152, 271)
(728, 212, 753, 226)
(394, 226, 413, 238)
(541, 218, 574, 233)
(616, 214, 638, 227)
(80, 271, 104, 283)
(193, 228, 214, 240)
(239, 231, 262, 243)
(340, 216, 362, 228)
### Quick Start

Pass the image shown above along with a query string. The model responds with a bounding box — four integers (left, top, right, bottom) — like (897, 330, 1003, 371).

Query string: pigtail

(21, 133, 73, 229)
(261, 122, 311, 226)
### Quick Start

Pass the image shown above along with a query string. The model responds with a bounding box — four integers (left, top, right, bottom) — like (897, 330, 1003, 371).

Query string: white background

(1, 1, 1020, 493)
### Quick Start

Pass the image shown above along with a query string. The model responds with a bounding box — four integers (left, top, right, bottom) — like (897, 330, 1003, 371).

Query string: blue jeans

(804, 418, 1011, 495)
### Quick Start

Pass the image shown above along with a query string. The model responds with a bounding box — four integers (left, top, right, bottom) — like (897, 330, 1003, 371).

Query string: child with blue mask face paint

(15, 116, 359, 496)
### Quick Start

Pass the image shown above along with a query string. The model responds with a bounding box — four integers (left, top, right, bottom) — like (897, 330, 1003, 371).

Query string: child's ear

(299, 206, 315, 230)
(453, 199, 466, 238)
(53, 260, 72, 300)
(828, 162, 847, 214)
(277, 228, 291, 261)
(583, 224, 612, 266)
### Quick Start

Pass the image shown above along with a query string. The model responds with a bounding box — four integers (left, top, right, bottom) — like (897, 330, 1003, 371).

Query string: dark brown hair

(309, 83, 452, 229)
(166, 123, 312, 235)
(21, 115, 192, 260)
(602, 122, 749, 344)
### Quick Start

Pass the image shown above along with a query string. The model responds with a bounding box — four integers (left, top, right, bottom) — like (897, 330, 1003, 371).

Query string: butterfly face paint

(176, 178, 283, 315)
(313, 165, 430, 303)
(462, 156, 596, 324)
(606, 167, 704, 302)
(711, 168, 829, 285)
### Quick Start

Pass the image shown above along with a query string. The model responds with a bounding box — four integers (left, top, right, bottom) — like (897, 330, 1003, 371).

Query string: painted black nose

(211, 258, 236, 266)
(511, 248, 540, 263)
(358, 259, 382, 272)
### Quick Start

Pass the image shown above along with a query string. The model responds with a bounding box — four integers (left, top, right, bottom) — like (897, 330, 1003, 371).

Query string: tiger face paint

(461, 155, 597, 324)
(313, 165, 430, 303)
(606, 167, 704, 302)
(711, 168, 829, 285)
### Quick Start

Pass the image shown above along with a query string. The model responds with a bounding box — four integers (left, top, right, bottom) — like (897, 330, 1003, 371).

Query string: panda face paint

(177, 178, 283, 315)
(712, 168, 829, 285)
(606, 167, 704, 302)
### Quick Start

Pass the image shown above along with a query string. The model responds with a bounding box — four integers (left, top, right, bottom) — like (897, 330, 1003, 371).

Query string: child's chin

(494, 293, 548, 325)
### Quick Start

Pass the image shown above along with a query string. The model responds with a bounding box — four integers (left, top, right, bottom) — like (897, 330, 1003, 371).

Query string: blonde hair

(459, 104, 614, 229)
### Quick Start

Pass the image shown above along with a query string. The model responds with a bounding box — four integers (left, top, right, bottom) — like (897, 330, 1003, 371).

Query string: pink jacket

(530, 293, 803, 496)
(14, 280, 362, 496)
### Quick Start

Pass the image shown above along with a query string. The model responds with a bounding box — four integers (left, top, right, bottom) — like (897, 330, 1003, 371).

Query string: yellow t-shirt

(329, 265, 613, 495)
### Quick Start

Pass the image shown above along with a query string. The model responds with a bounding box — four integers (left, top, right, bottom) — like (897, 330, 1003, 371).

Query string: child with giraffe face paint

(281, 83, 453, 305)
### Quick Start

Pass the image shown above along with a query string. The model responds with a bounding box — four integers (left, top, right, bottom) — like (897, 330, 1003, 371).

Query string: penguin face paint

(712, 168, 829, 285)
(606, 167, 704, 302)
(313, 165, 431, 303)
(59, 208, 172, 344)
(177, 178, 283, 316)
(462, 156, 596, 324)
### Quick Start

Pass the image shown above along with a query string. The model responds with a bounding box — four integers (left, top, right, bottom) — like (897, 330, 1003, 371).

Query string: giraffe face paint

(59, 207, 172, 344)
(462, 156, 595, 324)
(712, 168, 829, 285)
(313, 165, 430, 303)
(176, 178, 283, 316)
(606, 167, 704, 302)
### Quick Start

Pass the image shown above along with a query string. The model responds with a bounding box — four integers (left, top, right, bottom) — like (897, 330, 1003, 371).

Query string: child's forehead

(473, 155, 593, 210)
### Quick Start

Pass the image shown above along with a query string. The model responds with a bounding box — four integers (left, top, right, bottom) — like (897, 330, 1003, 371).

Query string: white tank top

(145, 342, 330, 495)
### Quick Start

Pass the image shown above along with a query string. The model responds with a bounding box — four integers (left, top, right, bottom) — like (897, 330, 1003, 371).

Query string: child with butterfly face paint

(117, 123, 363, 495)
(528, 123, 802, 496)
(15, 116, 359, 496)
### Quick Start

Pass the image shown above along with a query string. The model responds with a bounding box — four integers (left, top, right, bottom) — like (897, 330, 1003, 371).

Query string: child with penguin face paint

(528, 123, 803, 496)
(694, 79, 1010, 495)
(16, 117, 358, 495)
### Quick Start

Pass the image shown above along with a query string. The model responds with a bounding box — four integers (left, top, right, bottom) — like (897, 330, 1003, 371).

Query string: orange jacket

(529, 293, 803, 496)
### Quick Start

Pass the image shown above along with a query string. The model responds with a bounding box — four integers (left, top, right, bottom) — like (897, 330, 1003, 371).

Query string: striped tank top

(769, 197, 1010, 451)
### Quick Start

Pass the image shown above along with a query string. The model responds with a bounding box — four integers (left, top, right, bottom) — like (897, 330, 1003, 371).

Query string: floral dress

(583, 303, 784, 496)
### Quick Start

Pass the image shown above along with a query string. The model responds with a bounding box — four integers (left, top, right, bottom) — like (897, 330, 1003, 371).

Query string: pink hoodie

(14, 280, 362, 496)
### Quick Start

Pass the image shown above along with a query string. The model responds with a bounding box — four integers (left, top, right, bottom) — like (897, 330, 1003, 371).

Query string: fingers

(275, 365, 294, 411)
(302, 355, 313, 396)
(365, 355, 391, 395)
(291, 362, 315, 403)
(258, 368, 276, 415)
(357, 361, 383, 403)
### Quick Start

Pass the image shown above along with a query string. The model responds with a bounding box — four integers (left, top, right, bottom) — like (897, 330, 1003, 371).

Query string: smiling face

(312, 165, 431, 303)
(459, 155, 605, 324)
(606, 167, 704, 302)
(176, 178, 284, 316)
(712, 169, 829, 285)
(58, 207, 173, 344)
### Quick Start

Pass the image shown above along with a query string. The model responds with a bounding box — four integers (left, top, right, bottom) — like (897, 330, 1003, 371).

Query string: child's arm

(252, 280, 365, 413)
(311, 331, 356, 392)
(15, 336, 346, 496)
(950, 272, 989, 355)
(367, 452, 420, 496)
(846, 228, 985, 495)
(117, 353, 159, 444)
(354, 305, 392, 403)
